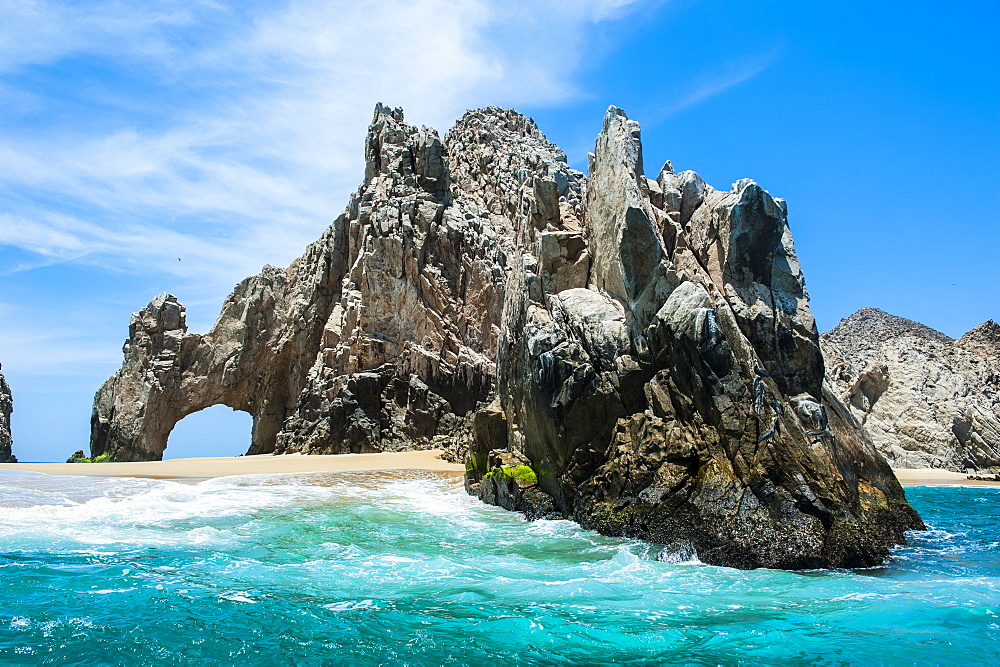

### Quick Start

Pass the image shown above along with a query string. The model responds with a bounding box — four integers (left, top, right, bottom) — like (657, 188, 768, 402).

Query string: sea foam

(0, 472, 997, 664)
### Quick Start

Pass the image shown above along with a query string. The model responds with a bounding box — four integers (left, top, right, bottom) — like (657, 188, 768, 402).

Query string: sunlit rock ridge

(823, 309, 1000, 471)
(92, 105, 923, 569)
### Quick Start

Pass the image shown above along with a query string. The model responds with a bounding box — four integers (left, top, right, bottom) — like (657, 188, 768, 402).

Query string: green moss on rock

(484, 464, 538, 487)
(66, 450, 113, 463)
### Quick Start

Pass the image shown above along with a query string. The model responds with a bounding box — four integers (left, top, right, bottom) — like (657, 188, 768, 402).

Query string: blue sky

(1, 0, 997, 462)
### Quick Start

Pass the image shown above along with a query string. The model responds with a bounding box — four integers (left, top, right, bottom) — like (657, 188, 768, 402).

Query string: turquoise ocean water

(0, 469, 997, 665)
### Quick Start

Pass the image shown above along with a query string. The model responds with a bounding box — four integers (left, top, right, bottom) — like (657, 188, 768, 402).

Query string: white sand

(0, 449, 464, 479)
(893, 468, 1000, 487)
(2, 454, 993, 487)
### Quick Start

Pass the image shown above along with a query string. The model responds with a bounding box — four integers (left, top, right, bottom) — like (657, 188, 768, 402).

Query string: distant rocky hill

(822, 309, 999, 471)
(0, 365, 14, 463)
(90, 104, 922, 569)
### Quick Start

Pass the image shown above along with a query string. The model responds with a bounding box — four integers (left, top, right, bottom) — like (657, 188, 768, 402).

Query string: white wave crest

(0, 470, 340, 549)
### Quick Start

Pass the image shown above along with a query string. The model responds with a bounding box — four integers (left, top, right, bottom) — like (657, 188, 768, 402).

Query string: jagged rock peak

(958, 319, 1000, 356)
(373, 102, 404, 123)
(444, 104, 587, 244)
(451, 106, 548, 141)
(0, 364, 14, 463)
(822, 308, 1000, 471)
(92, 103, 923, 569)
(131, 293, 187, 336)
(826, 307, 954, 347)
(363, 104, 450, 199)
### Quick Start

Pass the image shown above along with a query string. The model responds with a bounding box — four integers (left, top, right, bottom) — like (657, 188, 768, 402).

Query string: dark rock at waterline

(91, 103, 923, 569)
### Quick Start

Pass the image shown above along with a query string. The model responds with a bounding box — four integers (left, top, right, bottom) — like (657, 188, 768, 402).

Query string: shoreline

(892, 467, 1000, 487)
(0, 449, 465, 479)
(0, 454, 996, 487)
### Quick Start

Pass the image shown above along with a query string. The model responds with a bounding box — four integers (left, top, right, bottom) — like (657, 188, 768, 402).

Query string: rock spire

(468, 106, 921, 569)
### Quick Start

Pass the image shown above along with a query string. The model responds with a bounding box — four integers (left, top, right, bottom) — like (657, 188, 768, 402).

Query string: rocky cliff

(0, 365, 14, 463)
(822, 308, 1000, 471)
(92, 104, 922, 569)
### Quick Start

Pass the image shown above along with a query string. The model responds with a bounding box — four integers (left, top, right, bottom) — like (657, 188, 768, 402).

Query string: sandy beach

(1, 454, 996, 487)
(0, 449, 465, 479)
(893, 468, 1000, 487)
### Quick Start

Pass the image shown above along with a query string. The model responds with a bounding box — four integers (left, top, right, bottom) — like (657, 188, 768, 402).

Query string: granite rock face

(93, 104, 922, 569)
(0, 365, 14, 463)
(822, 309, 1000, 471)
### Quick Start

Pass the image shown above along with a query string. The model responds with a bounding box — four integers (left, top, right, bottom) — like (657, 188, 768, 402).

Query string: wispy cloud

(0, 0, 192, 73)
(589, 0, 644, 21)
(644, 45, 782, 124)
(0, 329, 120, 376)
(0, 298, 121, 376)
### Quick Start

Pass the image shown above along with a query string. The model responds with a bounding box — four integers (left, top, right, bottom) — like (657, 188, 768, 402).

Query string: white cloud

(0, 328, 119, 376)
(0, 298, 121, 376)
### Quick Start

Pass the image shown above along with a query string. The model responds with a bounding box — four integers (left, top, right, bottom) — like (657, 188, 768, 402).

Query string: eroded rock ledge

(822, 308, 999, 471)
(92, 104, 923, 569)
(0, 365, 14, 463)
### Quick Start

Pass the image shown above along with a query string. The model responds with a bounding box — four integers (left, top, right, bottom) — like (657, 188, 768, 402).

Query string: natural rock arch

(90, 286, 328, 461)
(91, 105, 520, 461)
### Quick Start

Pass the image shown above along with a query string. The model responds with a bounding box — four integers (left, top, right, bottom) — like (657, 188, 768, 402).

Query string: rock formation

(92, 104, 521, 461)
(822, 308, 1000, 471)
(0, 365, 14, 463)
(466, 107, 921, 569)
(93, 104, 923, 569)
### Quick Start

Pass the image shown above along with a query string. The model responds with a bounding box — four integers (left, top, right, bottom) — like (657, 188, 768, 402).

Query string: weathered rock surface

(468, 106, 921, 569)
(93, 103, 922, 569)
(0, 365, 14, 463)
(92, 105, 530, 461)
(822, 309, 1000, 471)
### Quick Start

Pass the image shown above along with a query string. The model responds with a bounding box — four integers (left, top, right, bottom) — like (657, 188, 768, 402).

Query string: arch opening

(165, 405, 253, 460)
